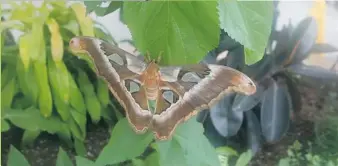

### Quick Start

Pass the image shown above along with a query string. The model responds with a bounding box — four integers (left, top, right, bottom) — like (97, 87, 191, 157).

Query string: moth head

(69, 37, 88, 53)
(145, 61, 160, 76)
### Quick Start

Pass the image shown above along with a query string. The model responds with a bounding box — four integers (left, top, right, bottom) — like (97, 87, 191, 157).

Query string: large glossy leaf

(210, 94, 243, 137)
(232, 85, 265, 112)
(261, 78, 291, 143)
(283, 17, 317, 66)
(218, 0, 274, 65)
(274, 73, 302, 113)
(156, 117, 221, 166)
(244, 110, 262, 155)
(95, 118, 153, 166)
(242, 53, 273, 82)
(272, 23, 293, 68)
(202, 113, 228, 148)
(7, 145, 30, 166)
(123, 1, 220, 65)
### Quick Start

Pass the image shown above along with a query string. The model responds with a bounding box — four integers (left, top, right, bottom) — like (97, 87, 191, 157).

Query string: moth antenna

(145, 51, 151, 62)
(157, 51, 163, 63)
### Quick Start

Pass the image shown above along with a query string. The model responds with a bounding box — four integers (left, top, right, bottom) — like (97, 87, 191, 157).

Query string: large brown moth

(69, 36, 257, 140)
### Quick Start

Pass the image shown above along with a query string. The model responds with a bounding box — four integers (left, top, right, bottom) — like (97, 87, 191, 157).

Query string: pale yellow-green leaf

(71, 3, 95, 36)
(46, 18, 64, 62)
(18, 33, 32, 71)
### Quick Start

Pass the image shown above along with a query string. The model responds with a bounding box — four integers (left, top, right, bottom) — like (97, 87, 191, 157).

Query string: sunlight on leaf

(218, 0, 273, 65)
(46, 18, 64, 62)
(123, 1, 220, 65)
(71, 3, 95, 37)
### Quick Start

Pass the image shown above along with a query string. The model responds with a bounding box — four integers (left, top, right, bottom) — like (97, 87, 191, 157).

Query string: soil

(1, 75, 337, 166)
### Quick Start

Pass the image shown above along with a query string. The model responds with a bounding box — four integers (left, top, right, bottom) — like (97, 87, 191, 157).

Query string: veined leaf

(218, 0, 274, 65)
(123, 1, 220, 65)
(156, 117, 221, 166)
(95, 118, 153, 166)
(47, 18, 64, 62)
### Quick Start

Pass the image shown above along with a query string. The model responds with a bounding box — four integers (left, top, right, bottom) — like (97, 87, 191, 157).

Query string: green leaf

(218, 0, 273, 65)
(74, 138, 87, 157)
(21, 130, 41, 146)
(144, 152, 161, 166)
(1, 119, 10, 132)
(3, 107, 67, 134)
(235, 150, 253, 166)
(83, 1, 102, 14)
(56, 148, 73, 166)
(156, 139, 186, 166)
(156, 117, 220, 166)
(95, 118, 153, 165)
(7, 145, 30, 166)
(123, 1, 220, 65)
(75, 156, 95, 166)
(278, 158, 290, 166)
(104, 1, 123, 15)
(3, 108, 40, 131)
(216, 146, 239, 157)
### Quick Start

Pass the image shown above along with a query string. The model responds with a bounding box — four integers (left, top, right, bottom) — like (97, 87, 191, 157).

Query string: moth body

(140, 61, 162, 102)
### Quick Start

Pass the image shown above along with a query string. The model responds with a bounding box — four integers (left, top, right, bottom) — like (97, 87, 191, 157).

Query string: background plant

(1, 1, 118, 155)
(277, 140, 338, 166)
(195, 2, 338, 156)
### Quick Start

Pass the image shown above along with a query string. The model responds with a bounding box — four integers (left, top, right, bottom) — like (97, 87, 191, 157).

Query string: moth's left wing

(69, 36, 152, 133)
(152, 64, 256, 140)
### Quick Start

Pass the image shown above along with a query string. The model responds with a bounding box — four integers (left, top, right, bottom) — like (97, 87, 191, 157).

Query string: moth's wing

(124, 79, 149, 110)
(154, 90, 172, 114)
(152, 64, 257, 140)
(69, 36, 152, 133)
